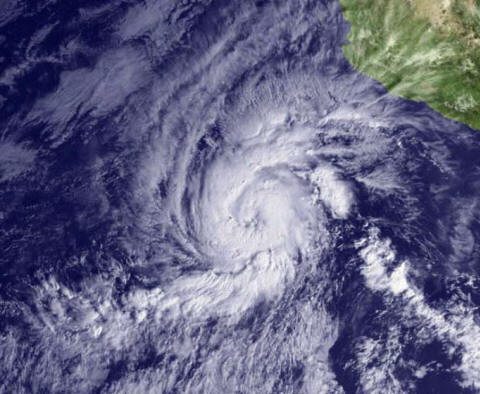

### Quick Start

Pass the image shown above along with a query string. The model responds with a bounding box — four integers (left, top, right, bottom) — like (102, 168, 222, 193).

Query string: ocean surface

(1, 0, 480, 393)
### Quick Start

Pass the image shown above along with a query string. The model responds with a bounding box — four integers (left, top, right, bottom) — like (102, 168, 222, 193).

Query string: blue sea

(1, 0, 480, 392)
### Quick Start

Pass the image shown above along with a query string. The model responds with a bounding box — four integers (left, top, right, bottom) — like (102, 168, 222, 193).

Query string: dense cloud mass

(1, 0, 480, 393)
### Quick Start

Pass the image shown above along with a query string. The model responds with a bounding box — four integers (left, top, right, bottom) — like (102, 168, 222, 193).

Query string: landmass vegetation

(340, 0, 480, 130)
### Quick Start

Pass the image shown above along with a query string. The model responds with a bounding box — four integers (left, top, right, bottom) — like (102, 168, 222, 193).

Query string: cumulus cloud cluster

(1, 0, 480, 393)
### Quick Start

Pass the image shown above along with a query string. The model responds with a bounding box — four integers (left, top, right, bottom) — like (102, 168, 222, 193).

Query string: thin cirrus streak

(1, 0, 480, 393)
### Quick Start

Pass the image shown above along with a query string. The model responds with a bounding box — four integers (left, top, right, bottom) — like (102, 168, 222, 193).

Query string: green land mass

(339, 0, 480, 130)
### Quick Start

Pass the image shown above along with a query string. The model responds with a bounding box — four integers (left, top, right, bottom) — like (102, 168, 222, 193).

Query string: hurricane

(1, 0, 480, 393)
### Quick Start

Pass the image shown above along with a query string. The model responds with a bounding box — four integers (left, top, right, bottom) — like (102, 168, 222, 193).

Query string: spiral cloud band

(1, 0, 480, 393)
(162, 104, 354, 319)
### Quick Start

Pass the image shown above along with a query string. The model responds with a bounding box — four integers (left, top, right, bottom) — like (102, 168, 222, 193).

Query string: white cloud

(358, 227, 480, 390)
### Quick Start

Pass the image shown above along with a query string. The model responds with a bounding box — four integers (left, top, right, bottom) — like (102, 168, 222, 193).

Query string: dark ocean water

(1, 0, 480, 393)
